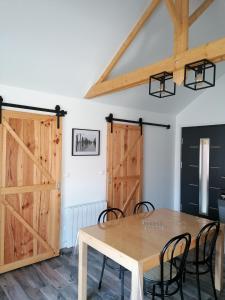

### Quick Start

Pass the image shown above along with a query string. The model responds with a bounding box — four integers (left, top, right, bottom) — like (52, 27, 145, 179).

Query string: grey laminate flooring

(0, 248, 224, 300)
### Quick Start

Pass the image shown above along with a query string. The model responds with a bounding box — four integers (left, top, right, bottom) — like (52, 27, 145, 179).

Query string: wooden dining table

(78, 208, 224, 299)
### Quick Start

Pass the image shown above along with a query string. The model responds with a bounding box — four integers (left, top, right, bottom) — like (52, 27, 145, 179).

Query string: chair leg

(183, 268, 186, 283)
(209, 264, 217, 300)
(119, 267, 122, 279)
(160, 284, 164, 300)
(152, 285, 156, 300)
(165, 283, 169, 295)
(120, 269, 125, 300)
(180, 279, 184, 300)
(143, 280, 147, 296)
(196, 265, 201, 300)
(98, 255, 106, 290)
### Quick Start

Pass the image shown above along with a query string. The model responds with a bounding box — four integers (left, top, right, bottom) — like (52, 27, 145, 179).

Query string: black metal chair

(143, 232, 191, 300)
(184, 221, 220, 300)
(133, 201, 155, 214)
(97, 208, 126, 300)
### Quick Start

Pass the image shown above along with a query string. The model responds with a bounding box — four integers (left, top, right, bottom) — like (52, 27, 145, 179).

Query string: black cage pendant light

(184, 59, 216, 91)
(149, 71, 176, 98)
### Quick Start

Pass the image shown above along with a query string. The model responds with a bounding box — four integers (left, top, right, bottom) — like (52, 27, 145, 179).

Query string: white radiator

(61, 200, 107, 248)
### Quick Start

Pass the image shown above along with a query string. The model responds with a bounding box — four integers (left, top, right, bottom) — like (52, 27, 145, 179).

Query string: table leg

(78, 236, 88, 300)
(215, 226, 224, 291)
(130, 262, 143, 300)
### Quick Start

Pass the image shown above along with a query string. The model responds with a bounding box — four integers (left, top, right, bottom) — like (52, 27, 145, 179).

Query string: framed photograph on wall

(72, 128, 100, 156)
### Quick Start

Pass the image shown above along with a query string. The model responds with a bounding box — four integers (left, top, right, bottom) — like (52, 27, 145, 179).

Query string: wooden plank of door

(110, 125, 121, 209)
(33, 119, 41, 256)
(137, 135, 143, 203)
(0, 251, 54, 274)
(122, 180, 140, 213)
(121, 127, 127, 210)
(0, 184, 56, 195)
(3, 110, 55, 121)
(113, 175, 140, 181)
(2, 118, 54, 183)
(48, 119, 62, 250)
(0, 124, 3, 265)
(0, 124, 7, 266)
(107, 124, 114, 207)
(0, 200, 5, 266)
(0, 198, 55, 254)
(113, 134, 142, 176)
(127, 128, 142, 212)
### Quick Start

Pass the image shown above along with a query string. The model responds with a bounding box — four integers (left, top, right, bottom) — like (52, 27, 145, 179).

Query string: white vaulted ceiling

(0, 0, 225, 114)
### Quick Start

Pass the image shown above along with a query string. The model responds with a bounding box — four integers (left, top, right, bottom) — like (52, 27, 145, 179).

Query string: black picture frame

(72, 128, 100, 156)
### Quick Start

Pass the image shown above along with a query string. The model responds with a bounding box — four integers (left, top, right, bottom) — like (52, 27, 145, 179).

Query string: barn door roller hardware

(0, 96, 67, 129)
(105, 113, 170, 134)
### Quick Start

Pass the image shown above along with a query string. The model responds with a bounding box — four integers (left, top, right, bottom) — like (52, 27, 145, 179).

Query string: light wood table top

(81, 208, 212, 265)
(78, 208, 224, 300)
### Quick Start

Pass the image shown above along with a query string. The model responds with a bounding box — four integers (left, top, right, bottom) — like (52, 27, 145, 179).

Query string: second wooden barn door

(0, 110, 62, 273)
(107, 123, 143, 215)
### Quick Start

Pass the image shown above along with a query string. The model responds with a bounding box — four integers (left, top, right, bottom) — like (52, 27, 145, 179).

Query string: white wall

(174, 73, 225, 211)
(0, 84, 175, 247)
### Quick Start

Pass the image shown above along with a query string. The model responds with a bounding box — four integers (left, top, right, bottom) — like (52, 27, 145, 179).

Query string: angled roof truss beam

(85, 37, 225, 98)
(96, 0, 161, 83)
(164, 0, 181, 28)
(189, 0, 214, 27)
(85, 0, 218, 98)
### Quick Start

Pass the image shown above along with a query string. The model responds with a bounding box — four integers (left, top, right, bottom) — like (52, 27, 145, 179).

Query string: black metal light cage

(149, 71, 176, 98)
(184, 59, 216, 91)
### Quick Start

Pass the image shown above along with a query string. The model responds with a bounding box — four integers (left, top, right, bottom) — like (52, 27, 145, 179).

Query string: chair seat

(144, 262, 177, 282)
(186, 247, 206, 263)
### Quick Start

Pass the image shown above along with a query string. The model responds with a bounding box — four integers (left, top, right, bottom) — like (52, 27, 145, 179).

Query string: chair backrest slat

(160, 232, 191, 283)
(98, 207, 125, 224)
(196, 221, 220, 263)
(133, 201, 155, 214)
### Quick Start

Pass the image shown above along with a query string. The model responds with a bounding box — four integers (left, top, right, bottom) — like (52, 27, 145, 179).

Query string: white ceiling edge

(91, 62, 225, 116)
(0, 82, 175, 123)
(0, 60, 224, 118)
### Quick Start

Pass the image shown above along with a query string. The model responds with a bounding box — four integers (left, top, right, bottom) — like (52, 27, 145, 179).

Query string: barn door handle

(139, 118, 143, 136)
(189, 202, 198, 206)
(209, 207, 218, 211)
(0, 96, 3, 124)
(57, 182, 61, 191)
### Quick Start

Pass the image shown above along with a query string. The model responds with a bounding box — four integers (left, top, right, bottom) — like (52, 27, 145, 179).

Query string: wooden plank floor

(0, 248, 224, 299)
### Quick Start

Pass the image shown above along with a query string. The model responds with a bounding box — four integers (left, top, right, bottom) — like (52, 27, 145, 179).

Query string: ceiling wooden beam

(85, 37, 225, 98)
(164, 0, 181, 29)
(173, 0, 189, 85)
(189, 0, 214, 27)
(96, 0, 161, 83)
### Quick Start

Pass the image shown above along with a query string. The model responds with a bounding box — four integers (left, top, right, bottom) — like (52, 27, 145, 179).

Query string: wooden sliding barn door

(107, 123, 143, 215)
(0, 110, 62, 273)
